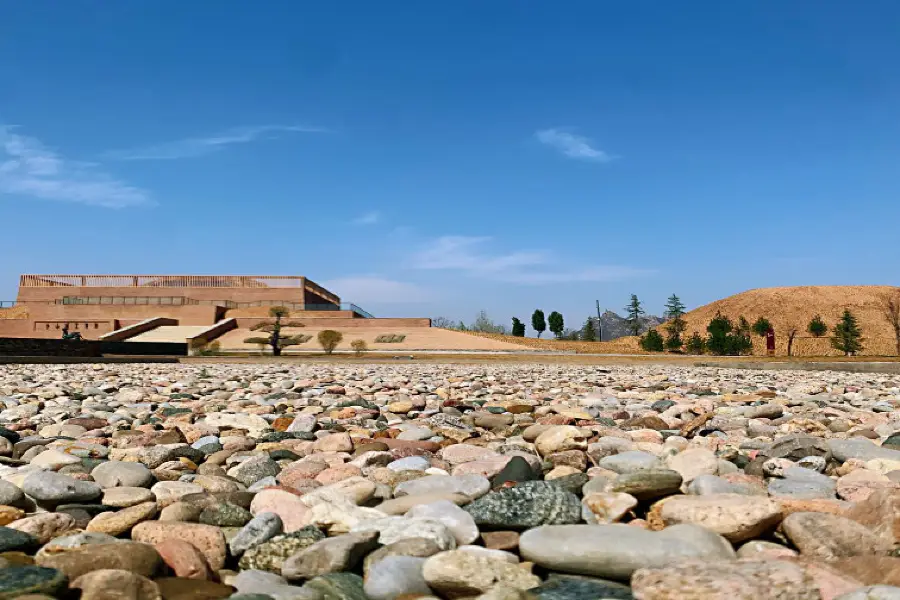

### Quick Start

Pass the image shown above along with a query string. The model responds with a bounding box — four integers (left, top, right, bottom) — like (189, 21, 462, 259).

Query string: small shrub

(752, 317, 772, 337)
(706, 312, 752, 356)
(639, 329, 665, 352)
(191, 340, 221, 356)
(808, 315, 828, 337)
(318, 330, 343, 354)
(685, 332, 706, 354)
(375, 334, 406, 343)
(351, 339, 367, 356)
(244, 336, 270, 345)
(664, 333, 683, 351)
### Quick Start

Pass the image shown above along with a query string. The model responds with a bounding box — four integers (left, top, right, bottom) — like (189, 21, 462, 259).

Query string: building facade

(0, 274, 371, 339)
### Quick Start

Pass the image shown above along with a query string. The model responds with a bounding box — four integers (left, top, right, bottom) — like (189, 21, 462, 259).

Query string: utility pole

(595, 300, 603, 341)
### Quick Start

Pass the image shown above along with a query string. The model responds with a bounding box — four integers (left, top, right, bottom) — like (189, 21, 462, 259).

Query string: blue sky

(2, 2, 900, 331)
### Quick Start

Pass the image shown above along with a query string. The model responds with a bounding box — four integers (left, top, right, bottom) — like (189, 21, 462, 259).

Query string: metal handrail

(21, 274, 306, 288)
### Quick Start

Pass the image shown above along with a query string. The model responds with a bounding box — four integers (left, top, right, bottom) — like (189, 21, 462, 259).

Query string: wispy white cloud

(0, 125, 151, 208)
(352, 211, 381, 226)
(105, 125, 326, 160)
(411, 235, 648, 285)
(321, 276, 432, 304)
(413, 236, 549, 273)
(535, 128, 614, 162)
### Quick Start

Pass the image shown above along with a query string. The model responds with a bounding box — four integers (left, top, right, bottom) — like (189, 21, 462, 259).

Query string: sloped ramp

(127, 326, 212, 343)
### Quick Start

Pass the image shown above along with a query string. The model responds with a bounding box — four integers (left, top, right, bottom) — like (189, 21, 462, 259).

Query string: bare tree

(882, 293, 900, 356)
(785, 323, 800, 357)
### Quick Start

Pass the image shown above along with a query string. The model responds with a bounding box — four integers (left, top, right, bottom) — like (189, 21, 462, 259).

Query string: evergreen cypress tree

(580, 317, 597, 342)
(511, 317, 526, 337)
(807, 315, 827, 337)
(624, 295, 645, 336)
(831, 309, 864, 356)
(663, 294, 687, 350)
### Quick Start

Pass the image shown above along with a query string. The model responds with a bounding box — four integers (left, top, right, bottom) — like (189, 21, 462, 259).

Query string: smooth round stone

(250, 489, 312, 533)
(22, 471, 101, 504)
(490, 456, 539, 487)
(535, 426, 588, 457)
(231, 570, 315, 600)
(150, 481, 205, 507)
(686, 474, 764, 496)
(884, 434, 900, 451)
(281, 531, 380, 581)
(519, 524, 735, 580)
(29, 449, 82, 470)
(0, 481, 24, 507)
(363, 556, 431, 600)
(653, 494, 783, 542)
(768, 477, 836, 500)
(386, 457, 431, 472)
(782, 512, 893, 559)
(230, 512, 284, 557)
(351, 517, 457, 551)
(581, 493, 637, 524)
(0, 527, 37, 553)
(834, 586, 900, 600)
(91, 461, 154, 489)
(422, 549, 541, 597)
(71, 569, 160, 600)
(8, 513, 77, 544)
(598, 451, 662, 474)
(101, 487, 155, 508)
(666, 448, 718, 483)
(191, 435, 221, 450)
(363, 538, 444, 574)
(607, 469, 683, 501)
(405, 500, 479, 545)
(34, 532, 119, 560)
(35, 542, 161, 580)
(0, 566, 67, 598)
(155, 577, 235, 599)
(394, 475, 490, 499)
(85, 501, 158, 536)
(631, 559, 818, 599)
(829, 439, 900, 463)
(375, 493, 471, 516)
(131, 522, 227, 571)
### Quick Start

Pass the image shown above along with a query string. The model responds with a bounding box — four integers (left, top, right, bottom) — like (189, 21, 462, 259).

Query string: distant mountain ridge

(589, 310, 665, 341)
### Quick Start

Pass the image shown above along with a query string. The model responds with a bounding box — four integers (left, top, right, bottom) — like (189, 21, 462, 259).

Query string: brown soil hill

(675, 285, 900, 357)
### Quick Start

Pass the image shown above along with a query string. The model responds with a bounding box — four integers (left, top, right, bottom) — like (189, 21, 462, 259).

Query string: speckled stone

(631, 559, 819, 600)
(0, 566, 67, 600)
(238, 527, 326, 573)
(303, 572, 367, 600)
(200, 503, 253, 527)
(464, 481, 582, 528)
(528, 574, 634, 599)
(0, 527, 38, 553)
